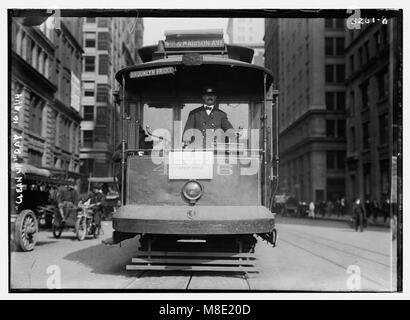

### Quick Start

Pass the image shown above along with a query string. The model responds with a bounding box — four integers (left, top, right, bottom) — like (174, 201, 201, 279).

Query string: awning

(88, 177, 118, 183)
(11, 163, 51, 177)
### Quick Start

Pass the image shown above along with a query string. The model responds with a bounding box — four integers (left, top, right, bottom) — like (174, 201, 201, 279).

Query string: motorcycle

(75, 200, 102, 241)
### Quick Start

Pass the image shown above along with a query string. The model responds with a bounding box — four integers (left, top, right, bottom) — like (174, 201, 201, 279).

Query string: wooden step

(135, 251, 256, 259)
(127, 251, 258, 273)
(126, 265, 256, 272)
(131, 258, 255, 266)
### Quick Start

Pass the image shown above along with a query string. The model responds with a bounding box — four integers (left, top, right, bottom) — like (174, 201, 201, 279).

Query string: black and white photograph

(5, 4, 403, 294)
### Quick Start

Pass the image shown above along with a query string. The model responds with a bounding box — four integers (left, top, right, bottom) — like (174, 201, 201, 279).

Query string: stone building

(79, 17, 144, 188)
(264, 18, 347, 203)
(11, 16, 83, 182)
(344, 19, 399, 204)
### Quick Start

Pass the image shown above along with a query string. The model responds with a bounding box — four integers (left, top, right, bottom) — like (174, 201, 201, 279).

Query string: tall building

(227, 18, 265, 66)
(79, 17, 144, 189)
(344, 19, 399, 204)
(264, 18, 347, 203)
(11, 17, 83, 181)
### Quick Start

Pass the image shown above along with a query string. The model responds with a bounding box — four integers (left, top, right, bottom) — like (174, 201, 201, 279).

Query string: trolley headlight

(181, 180, 203, 204)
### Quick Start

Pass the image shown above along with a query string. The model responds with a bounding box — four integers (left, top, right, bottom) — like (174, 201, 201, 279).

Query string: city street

(10, 217, 396, 291)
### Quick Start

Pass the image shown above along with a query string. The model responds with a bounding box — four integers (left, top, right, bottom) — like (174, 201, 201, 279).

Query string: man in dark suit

(183, 86, 234, 148)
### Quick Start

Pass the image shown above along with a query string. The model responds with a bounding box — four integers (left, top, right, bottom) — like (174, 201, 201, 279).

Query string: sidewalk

(278, 212, 391, 228)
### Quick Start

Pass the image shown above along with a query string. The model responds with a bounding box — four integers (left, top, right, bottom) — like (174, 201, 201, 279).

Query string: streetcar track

(279, 238, 390, 290)
(281, 229, 391, 268)
(185, 273, 193, 290)
(243, 274, 252, 290)
(279, 226, 390, 257)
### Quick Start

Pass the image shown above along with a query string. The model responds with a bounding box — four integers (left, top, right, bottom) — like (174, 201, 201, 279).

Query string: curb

(277, 215, 391, 228)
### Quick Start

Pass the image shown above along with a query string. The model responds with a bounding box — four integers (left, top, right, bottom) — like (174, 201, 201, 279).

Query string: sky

(143, 18, 229, 46)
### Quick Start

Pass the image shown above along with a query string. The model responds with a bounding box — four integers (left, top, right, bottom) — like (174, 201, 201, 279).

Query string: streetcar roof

(115, 55, 274, 100)
(115, 55, 273, 85)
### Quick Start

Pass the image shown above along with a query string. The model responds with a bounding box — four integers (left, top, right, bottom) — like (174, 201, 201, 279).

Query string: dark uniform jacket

(183, 105, 233, 142)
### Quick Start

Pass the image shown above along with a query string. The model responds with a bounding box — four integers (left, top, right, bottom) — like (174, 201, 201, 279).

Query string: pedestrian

(382, 198, 391, 223)
(319, 201, 325, 217)
(335, 199, 341, 217)
(352, 197, 366, 232)
(57, 183, 79, 223)
(308, 201, 315, 219)
(371, 198, 380, 223)
(325, 200, 334, 217)
(365, 198, 372, 219)
(340, 197, 346, 216)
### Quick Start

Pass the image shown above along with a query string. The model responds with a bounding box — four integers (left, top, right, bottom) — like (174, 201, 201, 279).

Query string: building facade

(344, 20, 397, 204)
(227, 18, 265, 66)
(79, 17, 144, 189)
(264, 18, 347, 203)
(11, 17, 83, 181)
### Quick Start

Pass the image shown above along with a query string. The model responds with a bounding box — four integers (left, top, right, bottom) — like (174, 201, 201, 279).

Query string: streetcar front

(111, 30, 279, 258)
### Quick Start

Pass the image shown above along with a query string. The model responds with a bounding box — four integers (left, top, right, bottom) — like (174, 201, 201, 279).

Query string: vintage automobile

(109, 29, 280, 272)
(10, 163, 71, 251)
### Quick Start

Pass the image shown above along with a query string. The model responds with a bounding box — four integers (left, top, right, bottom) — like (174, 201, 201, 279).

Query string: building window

(84, 32, 96, 48)
(326, 151, 345, 170)
(83, 130, 93, 148)
(84, 89, 94, 97)
(326, 64, 345, 83)
(29, 93, 43, 136)
(326, 92, 346, 111)
(85, 17, 96, 23)
(84, 56, 95, 72)
(336, 65, 345, 83)
(326, 92, 335, 110)
(358, 47, 363, 66)
(378, 68, 389, 99)
(350, 55, 355, 75)
(98, 54, 109, 75)
(381, 24, 388, 46)
(364, 40, 370, 63)
(96, 84, 109, 103)
(325, 18, 345, 29)
(28, 149, 43, 167)
(326, 120, 335, 137)
(325, 18, 333, 28)
(360, 81, 369, 109)
(97, 32, 110, 50)
(349, 127, 356, 153)
(362, 122, 370, 149)
(325, 38, 333, 56)
(337, 119, 346, 138)
(83, 106, 94, 121)
(44, 54, 49, 79)
(97, 18, 109, 28)
(349, 90, 355, 117)
(374, 31, 381, 51)
(325, 37, 344, 56)
(335, 19, 345, 29)
(336, 37, 344, 55)
(379, 113, 389, 145)
(325, 65, 334, 82)
(336, 92, 346, 110)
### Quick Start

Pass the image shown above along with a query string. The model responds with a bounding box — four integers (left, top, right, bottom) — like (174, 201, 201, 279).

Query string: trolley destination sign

(129, 67, 176, 79)
(164, 39, 225, 49)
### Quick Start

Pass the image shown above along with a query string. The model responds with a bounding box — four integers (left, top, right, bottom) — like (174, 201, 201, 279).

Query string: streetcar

(110, 30, 279, 272)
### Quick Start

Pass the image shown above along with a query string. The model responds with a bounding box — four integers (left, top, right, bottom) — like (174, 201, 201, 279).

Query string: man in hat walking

(183, 86, 234, 147)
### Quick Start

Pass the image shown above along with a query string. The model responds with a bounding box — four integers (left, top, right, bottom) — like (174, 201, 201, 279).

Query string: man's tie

(205, 106, 212, 111)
